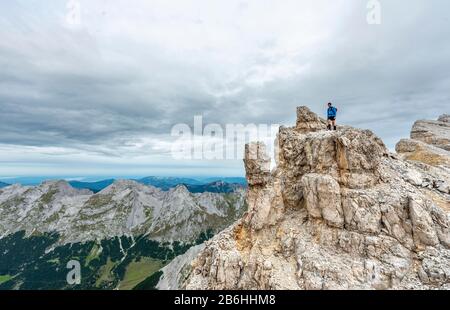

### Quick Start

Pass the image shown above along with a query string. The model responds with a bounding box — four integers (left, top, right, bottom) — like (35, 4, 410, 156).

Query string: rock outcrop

(184, 106, 450, 290)
(156, 244, 206, 290)
(396, 114, 450, 167)
(410, 116, 450, 151)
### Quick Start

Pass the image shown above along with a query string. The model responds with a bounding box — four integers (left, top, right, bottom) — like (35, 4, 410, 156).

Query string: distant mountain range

(0, 179, 246, 244)
(68, 179, 115, 193)
(185, 181, 244, 193)
(0, 176, 247, 193)
(0, 179, 247, 289)
(135, 176, 204, 191)
(201, 177, 247, 184)
(68, 177, 246, 193)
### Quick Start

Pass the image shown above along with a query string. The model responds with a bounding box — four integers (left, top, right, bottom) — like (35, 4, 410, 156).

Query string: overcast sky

(0, 0, 449, 179)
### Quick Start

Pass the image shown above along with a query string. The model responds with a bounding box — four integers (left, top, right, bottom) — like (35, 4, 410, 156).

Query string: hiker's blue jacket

(327, 106, 337, 118)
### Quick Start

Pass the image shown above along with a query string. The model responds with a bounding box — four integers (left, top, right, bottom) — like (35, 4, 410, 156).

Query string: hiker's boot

(327, 125, 331, 131)
(334, 126, 337, 131)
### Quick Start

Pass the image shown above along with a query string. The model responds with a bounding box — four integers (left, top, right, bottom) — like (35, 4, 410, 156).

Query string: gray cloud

(0, 0, 449, 176)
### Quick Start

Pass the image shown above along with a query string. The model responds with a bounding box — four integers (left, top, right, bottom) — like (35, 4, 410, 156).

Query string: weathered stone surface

(301, 174, 344, 228)
(410, 118, 450, 151)
(156, 244, 205, 290)
(396, 138, 450, 167)
(409, 198, 440, 248)
(396, 115, 450, 200)
(438, 114, 450, 123)
(184, 106, 450, 290)
(295, 106, 327, 133)
(244, 142, 271, 186)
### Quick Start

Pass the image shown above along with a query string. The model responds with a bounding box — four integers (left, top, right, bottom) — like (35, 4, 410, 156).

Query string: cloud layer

(0, 0, 449, 177)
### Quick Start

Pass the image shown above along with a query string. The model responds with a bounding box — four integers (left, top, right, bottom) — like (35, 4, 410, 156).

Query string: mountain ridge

(0, 176, 247, 192)
(0, 181, 9, 188)
(0, 177, 247, 289)
(0, 179, 246, 245)
(182, 106, 450, 290)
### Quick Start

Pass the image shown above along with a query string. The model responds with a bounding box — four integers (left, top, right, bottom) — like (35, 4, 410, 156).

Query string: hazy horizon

(0, 175, 247, 186)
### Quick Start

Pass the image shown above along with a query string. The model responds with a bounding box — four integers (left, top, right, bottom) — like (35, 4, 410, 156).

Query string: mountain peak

(41, 179, 70, 187)
(184, 106, 450, 290)
(101, 179, 144, 193)
(40, 180, 91, 196)
(169, 184, 190, 195)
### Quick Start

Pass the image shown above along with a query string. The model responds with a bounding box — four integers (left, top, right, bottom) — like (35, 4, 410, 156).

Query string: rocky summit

(183, 106, 450, 290)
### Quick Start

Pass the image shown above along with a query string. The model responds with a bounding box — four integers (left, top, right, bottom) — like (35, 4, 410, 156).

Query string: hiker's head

(328, 102, 332, 107)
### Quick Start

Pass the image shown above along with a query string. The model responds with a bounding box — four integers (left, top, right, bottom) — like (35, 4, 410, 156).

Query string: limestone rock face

(396, 114, 450, 197)
(184, 106, 450, 290)
(410, 116, 450, 151)
(295, 106, 327, 133)
(396, 139, 450, 167)
(244, 142, 271, 186)
(156, 244, 205, 290)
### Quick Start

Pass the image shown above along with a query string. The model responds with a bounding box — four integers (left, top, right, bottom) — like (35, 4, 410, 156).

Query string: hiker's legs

(327, 118, 336, 130)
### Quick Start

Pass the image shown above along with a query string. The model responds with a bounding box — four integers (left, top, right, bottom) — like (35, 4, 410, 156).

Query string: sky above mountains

(1, 0, 449, 177)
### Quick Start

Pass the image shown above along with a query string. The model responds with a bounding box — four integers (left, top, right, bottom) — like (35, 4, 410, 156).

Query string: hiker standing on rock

(327, 102, 338, 131)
